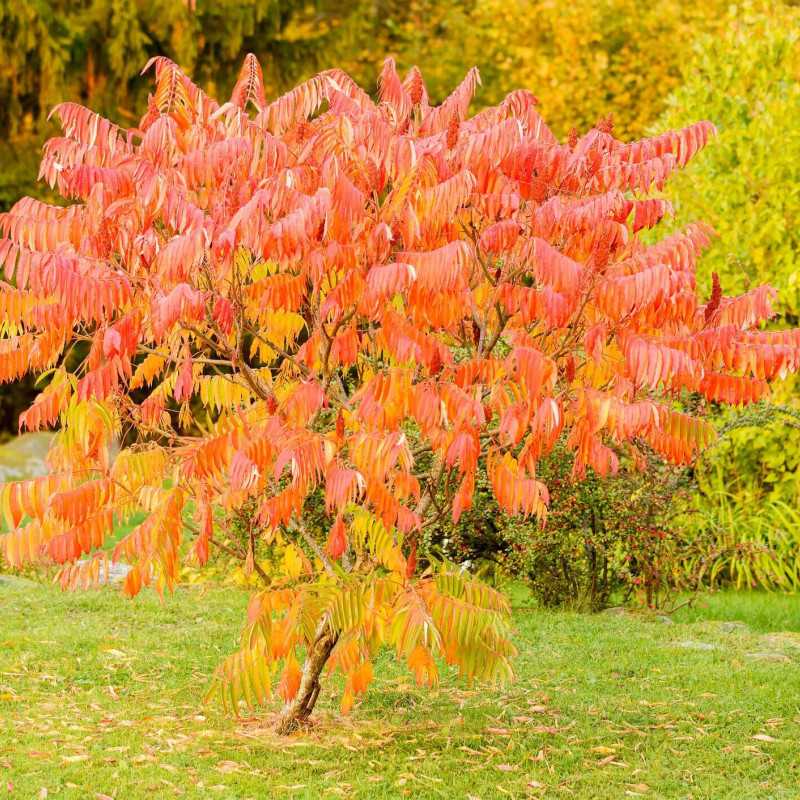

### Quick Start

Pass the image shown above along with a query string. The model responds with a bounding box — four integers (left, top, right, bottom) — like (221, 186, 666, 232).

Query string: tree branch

(291, 519, 336, 577)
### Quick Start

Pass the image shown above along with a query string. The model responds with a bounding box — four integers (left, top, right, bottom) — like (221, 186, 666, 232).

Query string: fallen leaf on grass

(752, 734, 779, 743)
(496, 764, 517, 772)
(101, 648, 128, 658)
(596, 755, 629, 767)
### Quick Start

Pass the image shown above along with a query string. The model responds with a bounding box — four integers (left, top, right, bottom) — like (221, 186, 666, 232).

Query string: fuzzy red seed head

(568, 127, 579, 149)
(408, 67, 424, 106)
(565, 354, 576, 383)
(446, 113, 460, 150)
(705, 272, 723, 323)
(405, 538, 418, 578)
(471, 320, 481, 346)
(430, 348, 443, 376)
(596, 114, 614, 134)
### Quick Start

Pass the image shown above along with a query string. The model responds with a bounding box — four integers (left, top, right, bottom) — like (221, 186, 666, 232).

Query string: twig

(292, 520, 336, 577)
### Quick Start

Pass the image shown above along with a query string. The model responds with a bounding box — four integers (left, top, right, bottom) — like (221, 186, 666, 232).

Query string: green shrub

(432, 445, 697, 611)
(677, 484, 800, 592)
(672, 404, 800, 592)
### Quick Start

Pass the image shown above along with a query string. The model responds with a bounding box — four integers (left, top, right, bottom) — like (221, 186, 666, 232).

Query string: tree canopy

(2, 52, 799, 729)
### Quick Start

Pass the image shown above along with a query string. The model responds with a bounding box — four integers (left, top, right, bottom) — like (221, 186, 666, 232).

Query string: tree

(379, 0, 737, 140)
(0, 0, 422, 215)
(0, 0, 413, 425)
(2, 54, 799, 734)
(0, 0, 383, 136)
(656, 4, 800, 508)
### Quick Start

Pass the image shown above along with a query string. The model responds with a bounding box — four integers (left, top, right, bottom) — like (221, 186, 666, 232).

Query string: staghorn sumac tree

(2, 54, 799, 733)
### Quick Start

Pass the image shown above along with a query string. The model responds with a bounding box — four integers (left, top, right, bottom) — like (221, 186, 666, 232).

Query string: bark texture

(274, 619, 338, 735)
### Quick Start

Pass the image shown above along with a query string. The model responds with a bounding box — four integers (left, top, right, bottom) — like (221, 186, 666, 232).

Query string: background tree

(658, 4, 800, 509)
(396, 0, 736, 140)
(4, 0, 785, 211)
(0, 0, 416, 210)
(2, 54, 800, 733)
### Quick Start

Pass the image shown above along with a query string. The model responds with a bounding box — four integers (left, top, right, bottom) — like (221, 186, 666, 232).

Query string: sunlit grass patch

(1, 580, 799, 798)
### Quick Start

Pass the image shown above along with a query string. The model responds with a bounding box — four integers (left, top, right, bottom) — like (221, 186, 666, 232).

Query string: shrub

(1, 55, 797, 733)
(508, 450, 690, 610)
(436, 445, 694, 611)
(672, 404, 800, 592)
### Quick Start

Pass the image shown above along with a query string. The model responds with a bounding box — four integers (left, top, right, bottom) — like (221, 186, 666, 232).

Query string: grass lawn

(672, 591, 800, 633)
(1, 579, 798, 799)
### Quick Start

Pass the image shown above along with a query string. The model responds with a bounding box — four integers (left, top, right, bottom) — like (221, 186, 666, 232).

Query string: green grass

(1, 579, 799, 799)
(674, 590, 800, 633)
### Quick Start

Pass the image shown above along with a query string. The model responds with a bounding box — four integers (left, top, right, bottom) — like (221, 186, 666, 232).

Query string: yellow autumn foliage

(353, 0, 754, 139)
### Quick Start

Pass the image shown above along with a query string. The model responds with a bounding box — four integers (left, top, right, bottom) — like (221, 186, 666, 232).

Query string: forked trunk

(275, 619, 338, 735)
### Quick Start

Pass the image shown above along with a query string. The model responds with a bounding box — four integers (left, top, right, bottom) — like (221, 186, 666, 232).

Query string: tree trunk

(274, 619, 338, 735)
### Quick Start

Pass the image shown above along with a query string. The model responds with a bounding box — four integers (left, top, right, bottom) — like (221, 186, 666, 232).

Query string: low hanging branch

(1, 53, 799, 733)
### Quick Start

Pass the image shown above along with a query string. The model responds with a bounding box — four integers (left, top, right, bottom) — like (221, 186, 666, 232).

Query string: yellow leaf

(282, 544, 304, 579)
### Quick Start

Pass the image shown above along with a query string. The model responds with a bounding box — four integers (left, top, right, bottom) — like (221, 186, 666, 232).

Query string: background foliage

(0, 0, 787, 211)
(657, 5, 800, 588)
(411, 0, 733, 139)
(659, 4, 800, 317)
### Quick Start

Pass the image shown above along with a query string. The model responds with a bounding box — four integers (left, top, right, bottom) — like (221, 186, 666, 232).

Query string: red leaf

(326, 517, 347, 560)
